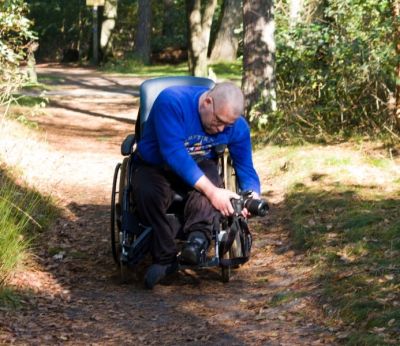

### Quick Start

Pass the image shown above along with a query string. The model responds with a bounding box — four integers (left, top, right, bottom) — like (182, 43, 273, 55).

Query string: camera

(231, 191, 269, 217)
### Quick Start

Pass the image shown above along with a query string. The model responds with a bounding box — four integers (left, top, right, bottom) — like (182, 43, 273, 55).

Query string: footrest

(127, 226, 153, 266)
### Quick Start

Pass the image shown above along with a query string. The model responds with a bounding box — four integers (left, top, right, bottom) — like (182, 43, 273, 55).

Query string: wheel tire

(111, 158, 129, 266)
(231, 230, 243, 269)
(118, 157, 129, 211)
(120, 260, 128, 284)
(225, 155, 244, 268)
(232, 230, 243, 258)
(119, 263, 128, 284)
(220, 231, 232, 283)
(221, 250, 232, 283)
(111, 162, 122, 265)
(116, 157, 130, 283)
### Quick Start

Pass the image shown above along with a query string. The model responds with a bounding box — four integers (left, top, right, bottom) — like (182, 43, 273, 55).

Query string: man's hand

(241, 191, 260, 218)
(209, 187, 240, 216)
(194, 175, 239, 216)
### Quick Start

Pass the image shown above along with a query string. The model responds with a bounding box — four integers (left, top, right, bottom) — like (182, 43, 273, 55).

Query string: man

(132, 82, 261, 289)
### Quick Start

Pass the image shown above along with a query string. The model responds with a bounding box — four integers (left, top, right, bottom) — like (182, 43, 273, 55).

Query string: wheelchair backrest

(137, 76, 216, 140)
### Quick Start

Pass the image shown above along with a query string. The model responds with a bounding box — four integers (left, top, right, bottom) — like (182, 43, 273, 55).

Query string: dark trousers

(131, 159, 222, 265)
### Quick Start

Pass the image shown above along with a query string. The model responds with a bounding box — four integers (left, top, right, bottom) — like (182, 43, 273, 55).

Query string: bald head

(207, 82, 244, 117)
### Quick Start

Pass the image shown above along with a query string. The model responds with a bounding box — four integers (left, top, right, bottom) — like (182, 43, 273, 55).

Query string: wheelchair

(110, 76, 269, 284)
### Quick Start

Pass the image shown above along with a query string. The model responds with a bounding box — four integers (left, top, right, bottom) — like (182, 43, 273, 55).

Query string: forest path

(2, 63, 337, 345)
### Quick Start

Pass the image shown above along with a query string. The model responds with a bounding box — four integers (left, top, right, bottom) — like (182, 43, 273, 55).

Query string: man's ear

(204, 96, 213, 107)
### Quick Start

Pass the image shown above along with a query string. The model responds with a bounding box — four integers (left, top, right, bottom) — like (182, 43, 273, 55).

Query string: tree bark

(209, 0, 242, 62)
(100, 0, 117, 61)
(392, 0, 400, 131)
(134, 0, 152, 64)
(242, 0, 276, 120)
(186, 0, 217, 76)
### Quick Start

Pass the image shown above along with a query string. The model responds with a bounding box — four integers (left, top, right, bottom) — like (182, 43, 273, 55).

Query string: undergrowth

(257, 141, 400, 345)
(0, 163, 60, 306)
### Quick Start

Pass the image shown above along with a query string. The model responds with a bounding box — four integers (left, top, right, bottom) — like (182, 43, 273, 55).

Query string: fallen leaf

(332, 271, 353, 281)
(291, 281, 301, 290)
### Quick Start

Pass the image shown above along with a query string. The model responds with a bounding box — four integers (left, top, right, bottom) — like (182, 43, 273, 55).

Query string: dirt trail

(1, 63, 338, 345)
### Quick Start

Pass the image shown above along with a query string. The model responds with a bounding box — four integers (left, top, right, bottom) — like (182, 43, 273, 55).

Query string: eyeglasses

(211, 98, 235, 128)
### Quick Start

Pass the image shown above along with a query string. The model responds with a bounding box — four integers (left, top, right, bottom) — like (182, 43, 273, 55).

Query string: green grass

(48, 246, 62, 256)
(5, 94, 49, 128)
(363, 156, 392, 168)
(101, 57, 242, 81)
(269, 291, 309, 307)
(0, 165, 60, 306)
(11, 95, 47, 108)
(37, 75, 64, 82)
(0, 286, 35, 310)
(209, 61, 242, 81)
(101, 55, 190, 76)
(260, 142, 400, 345)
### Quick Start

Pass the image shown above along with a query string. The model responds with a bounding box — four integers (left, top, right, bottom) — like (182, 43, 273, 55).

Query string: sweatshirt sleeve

(227, 118, 261, 195)
(152, 101, 205, 187)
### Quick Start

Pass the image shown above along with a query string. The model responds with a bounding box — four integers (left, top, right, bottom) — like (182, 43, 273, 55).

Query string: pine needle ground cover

(254, 142, 400, 345)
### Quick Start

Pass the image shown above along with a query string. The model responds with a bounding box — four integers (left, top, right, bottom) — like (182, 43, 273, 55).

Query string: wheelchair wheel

(221, 228, 243, 282)
(118, 157, 129, 210)
(221, 250, 232, 283)
(224, 154, 239, 193)
(231, 231, 243, 268)
(111, 157, 130, 264)
(111, 162, 122, 265)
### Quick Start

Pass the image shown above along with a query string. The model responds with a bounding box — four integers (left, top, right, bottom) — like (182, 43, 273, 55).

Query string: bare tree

(134, 0, 152, 64)
(242, 0, 276, 120)
(186, 0, 217, 76)
(209, 0, 242, 63)
(100, 0, 117, 61)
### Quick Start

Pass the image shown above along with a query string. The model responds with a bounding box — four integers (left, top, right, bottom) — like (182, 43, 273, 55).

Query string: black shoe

(181, 231, 208, 265)
(144, 257, 179, 289)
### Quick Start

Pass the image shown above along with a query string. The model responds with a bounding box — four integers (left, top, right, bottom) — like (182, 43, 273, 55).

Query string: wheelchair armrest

(214, 144, 227, 156)
(121, 134, 137, 156)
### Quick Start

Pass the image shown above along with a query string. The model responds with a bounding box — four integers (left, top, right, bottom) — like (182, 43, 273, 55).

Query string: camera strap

(220, 214, 253, 267)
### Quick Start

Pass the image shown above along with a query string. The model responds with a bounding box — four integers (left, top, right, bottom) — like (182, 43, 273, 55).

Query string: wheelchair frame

(110, 76, 247, 284)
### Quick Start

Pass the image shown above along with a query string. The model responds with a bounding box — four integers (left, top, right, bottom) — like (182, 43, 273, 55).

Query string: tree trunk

(134, 0, 152, 65)
(100, 0, 117, 61)
(209, 0, 242, 63)
(392, 0, 400, 131)
(186, 0, 217, 77)
(242, 0, 276, 120)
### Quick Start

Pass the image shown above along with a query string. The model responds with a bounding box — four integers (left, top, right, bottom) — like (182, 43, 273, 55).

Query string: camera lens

(245, 199, 269, 217)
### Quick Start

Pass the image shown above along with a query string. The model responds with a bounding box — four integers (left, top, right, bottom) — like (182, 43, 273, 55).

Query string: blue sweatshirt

(137, 85, 261, 195)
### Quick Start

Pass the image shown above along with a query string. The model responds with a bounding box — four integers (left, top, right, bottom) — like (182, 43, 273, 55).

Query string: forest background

(7, 0, 400, 143)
